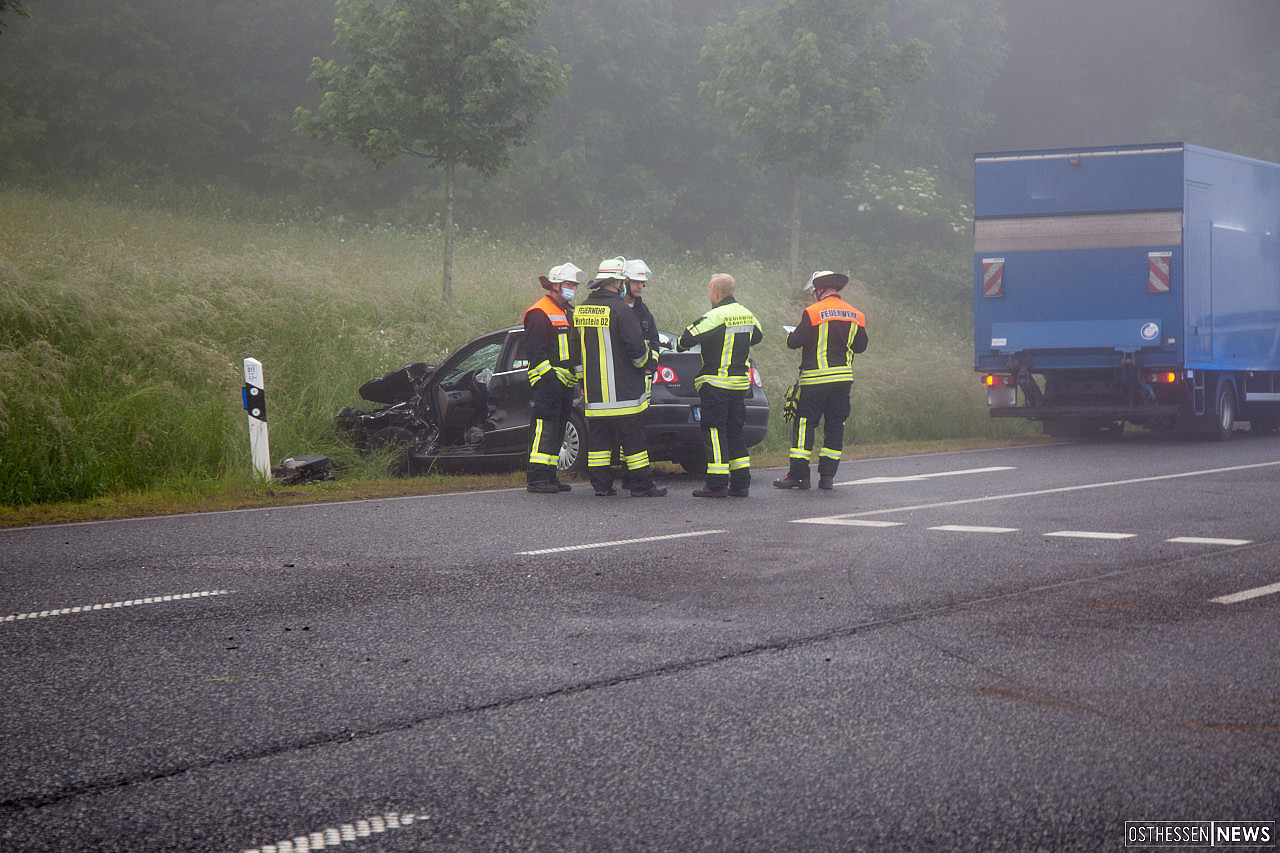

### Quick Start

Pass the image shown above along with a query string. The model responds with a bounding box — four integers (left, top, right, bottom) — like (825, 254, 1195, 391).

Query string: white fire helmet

(803, 270, 849, 295)
(623, 259, 651, 282)
(540, 262, 582, 291)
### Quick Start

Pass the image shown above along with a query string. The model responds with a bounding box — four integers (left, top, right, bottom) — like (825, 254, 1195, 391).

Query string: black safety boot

(630, 484, 668, 497)
(691, 487, 728, 498)
(727, 486, 750, 497)
(527, 482, 561, 494)
(772, 475, 810, 490)
(818, 474, 835, 490)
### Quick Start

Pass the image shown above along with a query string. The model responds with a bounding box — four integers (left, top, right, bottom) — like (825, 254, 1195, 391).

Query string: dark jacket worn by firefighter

(576, 286, 660, 494)
(677, 296, 763, 491)
(784, 293, 868, 482)
(577, 288, 655, 418)
(522, 294, 579, 482)
(788, 295, 868, 386)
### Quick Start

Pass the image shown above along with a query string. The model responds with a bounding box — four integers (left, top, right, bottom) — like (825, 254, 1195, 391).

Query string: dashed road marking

(1211, 581, 1280, 605)
(519, 529, 724, 555)
(1045, 531, 1137, 540)
(804, 518, 904, 528)
(242, 810, 430, 853)
(2, 589, 232, 623)
(928, 525, 1019, 534)
(1167, 536, 1253, 546)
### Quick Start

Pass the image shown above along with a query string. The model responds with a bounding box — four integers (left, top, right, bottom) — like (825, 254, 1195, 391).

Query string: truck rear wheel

(1211, 382, 1236, 441)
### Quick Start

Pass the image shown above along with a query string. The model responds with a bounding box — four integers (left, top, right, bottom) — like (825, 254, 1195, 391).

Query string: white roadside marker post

(242, 357, 271, 482)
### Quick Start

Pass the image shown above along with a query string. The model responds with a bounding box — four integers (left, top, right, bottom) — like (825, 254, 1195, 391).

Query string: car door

(481, 328, 534, 456)
(427, 332, 507, 446)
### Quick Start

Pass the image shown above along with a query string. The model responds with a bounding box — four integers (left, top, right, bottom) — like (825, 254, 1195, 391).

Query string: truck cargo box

(973, 143, 1280, 437)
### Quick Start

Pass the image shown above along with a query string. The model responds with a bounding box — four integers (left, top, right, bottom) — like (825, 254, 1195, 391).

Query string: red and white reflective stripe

(982, 258, 1004, 298)
(1148, 251, 1171, 293)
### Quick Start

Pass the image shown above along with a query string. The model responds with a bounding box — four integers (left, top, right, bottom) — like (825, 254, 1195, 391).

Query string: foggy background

(0, 0, 1277, 258)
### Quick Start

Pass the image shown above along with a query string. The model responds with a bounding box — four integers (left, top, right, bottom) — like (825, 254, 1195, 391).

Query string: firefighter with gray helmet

(577, 256, 667, 497)
(523, 262, 582, 493)
(774, 271, 868, 491)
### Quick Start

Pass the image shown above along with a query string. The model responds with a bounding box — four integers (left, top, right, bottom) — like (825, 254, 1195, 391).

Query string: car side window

(506, 333, 529, 371)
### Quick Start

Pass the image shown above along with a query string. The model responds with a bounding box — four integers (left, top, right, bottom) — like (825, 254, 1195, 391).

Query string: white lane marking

(2, 589, 232, 623)
(801, 460, 1280, 520)
(1167, 536, 1253, 546)
(803, 518, 904, 528)
(243, 810, 430, 853)
(840, 466, 1015, 485)
(1211, 581, 1280, 605)
(929, 525, 1019, 534)
(1045, 531, 1136, 540)
(519, 529, 724, 556)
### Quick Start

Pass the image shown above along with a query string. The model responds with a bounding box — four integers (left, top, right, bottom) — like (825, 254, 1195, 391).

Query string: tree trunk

(443, 157, 455, 302)
(788, 166, 802, 291)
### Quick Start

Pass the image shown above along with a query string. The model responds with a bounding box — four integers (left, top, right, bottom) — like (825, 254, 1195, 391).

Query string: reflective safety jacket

(576, 288, 656, 417)
(676, 296, 763, 391)
(786, 294, 868, 385)
(522, 295, 579, 387)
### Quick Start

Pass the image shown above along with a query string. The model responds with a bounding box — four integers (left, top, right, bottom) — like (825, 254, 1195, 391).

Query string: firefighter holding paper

(774, 271, 867, 491)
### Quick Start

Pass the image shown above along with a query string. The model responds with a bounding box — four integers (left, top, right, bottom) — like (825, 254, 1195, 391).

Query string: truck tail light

(749, 367, 763, 388)
(1145, 370, 1181, 384)
(653, 365, 679, 384)
(984, 374, 1014, 387)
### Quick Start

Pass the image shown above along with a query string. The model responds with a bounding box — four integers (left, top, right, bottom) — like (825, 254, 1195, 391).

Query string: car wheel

(558, 412, 587, 475)
(369, 426, 417, 475)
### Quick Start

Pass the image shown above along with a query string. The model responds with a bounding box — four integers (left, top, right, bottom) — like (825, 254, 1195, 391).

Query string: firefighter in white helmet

(774, 271, 868, 491)
(523, 262, 582, 493)
(576, 257, 666, 497)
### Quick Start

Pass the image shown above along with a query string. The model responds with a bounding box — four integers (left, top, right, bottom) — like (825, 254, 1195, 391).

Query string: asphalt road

(2, 434, 1278, 852)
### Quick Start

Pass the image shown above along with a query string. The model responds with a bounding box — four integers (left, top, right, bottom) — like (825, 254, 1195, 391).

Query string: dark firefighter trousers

(586, 413, 655, 494)
(699, 385, 750, 491)
(788, 380, 852, 480)
(526, 374, 575, 486)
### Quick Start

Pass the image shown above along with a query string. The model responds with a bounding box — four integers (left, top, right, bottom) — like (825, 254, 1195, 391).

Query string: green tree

(0, 0, 30, 33)
(701, 0, 929, 286)
(296, 0, 568, 301)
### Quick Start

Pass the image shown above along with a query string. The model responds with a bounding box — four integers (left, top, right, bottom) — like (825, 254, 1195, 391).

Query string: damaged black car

(335, 326, 770, 475)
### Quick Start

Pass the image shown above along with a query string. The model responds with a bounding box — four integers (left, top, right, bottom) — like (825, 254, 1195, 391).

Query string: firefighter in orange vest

(523, 262, 582, 493)
(774, 271, 868, 491)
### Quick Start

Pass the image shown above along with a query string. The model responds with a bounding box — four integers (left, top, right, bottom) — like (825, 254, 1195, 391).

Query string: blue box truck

(973, 142, 1280, 438)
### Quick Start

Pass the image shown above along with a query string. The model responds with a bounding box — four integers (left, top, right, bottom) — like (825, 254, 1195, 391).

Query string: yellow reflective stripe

(528, 360, 552, 383)
(799, 366, 853, 385)
(624, 450, 650, 470)
(695, 374, 750, 391)
(587, 450, 613, 467)
(728, 456, 750, 470)
(819, 447, 842, 460)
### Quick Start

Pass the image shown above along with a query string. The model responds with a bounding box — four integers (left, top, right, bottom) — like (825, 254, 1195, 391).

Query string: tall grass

(0, 188, 1027, 507)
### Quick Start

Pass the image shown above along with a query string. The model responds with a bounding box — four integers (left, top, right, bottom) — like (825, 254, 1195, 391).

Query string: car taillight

(983, 374, 1014, 387)
(750, 367, 763, 388)
(1145, 370, 1181, 384)
(654, 365, 679, 384)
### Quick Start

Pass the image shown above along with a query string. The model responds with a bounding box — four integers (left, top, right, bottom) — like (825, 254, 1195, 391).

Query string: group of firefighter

(521, 257, 868, 498)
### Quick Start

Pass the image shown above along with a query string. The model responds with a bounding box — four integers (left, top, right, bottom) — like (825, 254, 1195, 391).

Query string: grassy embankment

(0, 188, 1036, 526)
